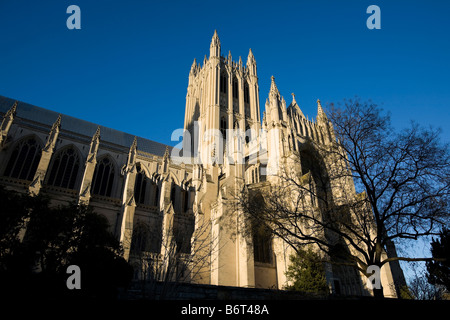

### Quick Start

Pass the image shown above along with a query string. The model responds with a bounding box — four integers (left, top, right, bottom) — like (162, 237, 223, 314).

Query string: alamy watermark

(66, 5, 81, 30)
(66, 265, 81, 289)
(366, 265, 382, 290)
(367, 5, 381, 29)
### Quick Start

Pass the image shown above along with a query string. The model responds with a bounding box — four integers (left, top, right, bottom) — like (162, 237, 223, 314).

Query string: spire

(5, 100, 17, 119)
(212, 29, 220, 44)
(288, 93, 305, 118)
(0, 100, 18, 148)
(43, 114, 61, 151)
(190, 58, 197, 74)
(131, 136, 137, 152)
(87, 126, 101, 161)
(92, 125, 101, 142)
(163, 145, 170, 160)
(163, 145, 170, 173)
(316, 99, 328, 122)
(126, 136, 138, 169)
(247, 48, 255, 64)
(210, 30, 221, 58)
(247, 48, 257, 76)
(51, 114, 62, 131)
(269, 76, 279, 96)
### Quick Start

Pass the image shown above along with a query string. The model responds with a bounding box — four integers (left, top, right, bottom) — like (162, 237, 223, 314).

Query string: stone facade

(0, 31, 403, 298)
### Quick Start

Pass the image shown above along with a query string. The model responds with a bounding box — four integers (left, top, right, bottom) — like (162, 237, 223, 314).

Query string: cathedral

(0, 31, 403, 297)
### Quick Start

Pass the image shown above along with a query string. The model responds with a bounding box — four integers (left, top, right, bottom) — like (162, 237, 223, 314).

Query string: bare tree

(407, 262, 443, 300)
(239, 98, 450, 298)
(128, 208, 218, 299)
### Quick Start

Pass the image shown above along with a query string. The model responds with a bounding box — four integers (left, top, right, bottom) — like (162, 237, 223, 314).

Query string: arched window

(47, 147, 80, 189)
(3, 137, 42, 181)
(92, 157, 115, 197)
(134, 171, 147, 205)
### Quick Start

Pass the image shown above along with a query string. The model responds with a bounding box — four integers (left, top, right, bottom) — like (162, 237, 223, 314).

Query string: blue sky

(1, 0, 449, 147)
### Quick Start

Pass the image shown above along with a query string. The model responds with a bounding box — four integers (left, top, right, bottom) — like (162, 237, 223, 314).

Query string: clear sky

(1, 0, 449, 147)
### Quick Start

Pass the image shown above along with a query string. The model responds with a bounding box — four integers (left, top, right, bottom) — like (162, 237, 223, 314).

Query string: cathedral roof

(0, 95, 173, 158)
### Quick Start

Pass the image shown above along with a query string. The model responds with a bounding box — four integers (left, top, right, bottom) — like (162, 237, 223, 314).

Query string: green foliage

(0, 186, 133, 299)
(284, 247, 329, 295)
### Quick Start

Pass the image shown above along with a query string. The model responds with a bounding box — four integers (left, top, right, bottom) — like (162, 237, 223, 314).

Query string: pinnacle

(317, 99, 324, 112)
(211, 29, 220, 44)
(317, 99, 328, 120)
(247, 48, 256, 66)
(270, 76, 279, 95)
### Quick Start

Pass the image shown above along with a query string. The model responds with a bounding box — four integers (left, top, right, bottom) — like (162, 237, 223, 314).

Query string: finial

(271, 75, 275, 82)
(52, 114, 62, 130)
(5, 101, 18, 117)
(291, 93, 297, 104)
(131, 136, 137, 151)
(164, 145, 170, 159)
(11, 100, 18, 111)
(93, 126, 101, 140)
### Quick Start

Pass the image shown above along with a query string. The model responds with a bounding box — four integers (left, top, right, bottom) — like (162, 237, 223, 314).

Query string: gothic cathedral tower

(184, 31, 261, 287)
(184, 30, 261, 165)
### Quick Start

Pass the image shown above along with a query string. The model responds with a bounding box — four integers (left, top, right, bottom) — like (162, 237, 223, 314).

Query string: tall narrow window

(3, 137, 42, 181)
(47, 147, 80, 189)
(170, 186, 176, 206)
(244, 83, 250, 104)
(233, 78, 239, 99)
(92, 157, 115, 197)
(220, 117, 227, 140)
(182, 190, 189, 213)
(220, 73, 227, 94)
(134, 171, 147, 205)
(153, 185, 159, 206)
(245, 124, 251, 144)
(253, 225, 272, 264)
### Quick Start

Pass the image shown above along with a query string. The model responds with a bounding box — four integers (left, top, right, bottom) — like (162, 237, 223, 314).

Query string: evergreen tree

(0, 186, 133, 300)
(284, 248, 329, 295)
(426, 228, 450, 292)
